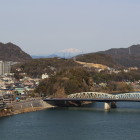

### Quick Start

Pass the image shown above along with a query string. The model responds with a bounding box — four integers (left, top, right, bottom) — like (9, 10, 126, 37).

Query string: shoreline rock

(0, 99, 55, 117)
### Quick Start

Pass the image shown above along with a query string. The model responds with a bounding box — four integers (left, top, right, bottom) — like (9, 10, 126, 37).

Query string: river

(0, 102, 140, 140)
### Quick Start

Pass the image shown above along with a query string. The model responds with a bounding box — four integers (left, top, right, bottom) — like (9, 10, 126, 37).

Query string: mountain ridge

(0, 42, 32, 62)
(75, 44, 140, 68)
(98, 44, 140, 67)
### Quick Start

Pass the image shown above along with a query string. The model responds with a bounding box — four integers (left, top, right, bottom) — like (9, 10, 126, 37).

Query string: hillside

(75, 53, 121, 68)
(75, 60, 109, 70)
(35, 67, 135, 97)
(11, 58, 81, 78)
(99, 45, 140, 67)
(0, 42, 32, 62)
(35, 68, 94, 97)
(75, 45, 140, 68)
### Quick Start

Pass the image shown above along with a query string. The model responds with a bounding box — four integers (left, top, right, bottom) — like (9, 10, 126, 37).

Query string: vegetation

(0, 42, 32, 62)
(35, 68, 94, 97)
(76, 45, 140, 68)
(76, 53, 121, 68)
(99, 44, 140, 67)
(91, 70, 140, 83)
(10, 50, 140, 97)
(35, 68, 136, 97)
(11, 58, 81, 78)
(102, 82, 133, 93)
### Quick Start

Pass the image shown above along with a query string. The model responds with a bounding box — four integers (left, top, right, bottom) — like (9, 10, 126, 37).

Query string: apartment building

(0, 61, 11, 75)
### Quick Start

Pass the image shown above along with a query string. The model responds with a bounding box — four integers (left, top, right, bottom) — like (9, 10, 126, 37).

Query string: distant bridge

(44, 92, 140, 110)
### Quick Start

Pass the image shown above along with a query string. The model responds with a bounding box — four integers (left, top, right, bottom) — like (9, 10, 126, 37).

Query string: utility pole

(63, 53, 65, 59)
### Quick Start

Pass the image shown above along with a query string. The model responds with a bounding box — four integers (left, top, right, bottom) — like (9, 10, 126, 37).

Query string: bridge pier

(111, 102, 117, 108)
(104, 102, 110, 110)
(104, 102, 117, 111)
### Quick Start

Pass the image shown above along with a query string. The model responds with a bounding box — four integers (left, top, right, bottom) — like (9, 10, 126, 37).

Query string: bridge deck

(44, 98, 140, 102)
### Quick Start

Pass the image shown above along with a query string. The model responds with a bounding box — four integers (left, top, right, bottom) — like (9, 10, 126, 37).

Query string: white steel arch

(68, 92, 140, 100)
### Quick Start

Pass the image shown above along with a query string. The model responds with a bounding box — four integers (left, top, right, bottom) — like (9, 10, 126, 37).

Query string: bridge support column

(104, 102, 110, 111)
(111, 102, 117, 108)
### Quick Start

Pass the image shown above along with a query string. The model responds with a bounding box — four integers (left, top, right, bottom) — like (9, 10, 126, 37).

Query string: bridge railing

(68, 92, 140, 100)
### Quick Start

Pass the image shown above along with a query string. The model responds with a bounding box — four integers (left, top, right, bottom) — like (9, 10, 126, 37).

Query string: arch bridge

(67, 92, 140, 101)
(67, 92, 140, 110)
(44, 92, 140, 110)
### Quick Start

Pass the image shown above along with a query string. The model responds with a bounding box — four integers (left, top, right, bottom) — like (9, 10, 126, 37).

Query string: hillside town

(0, 61, 42, 108)
(1, 57, 140, 109)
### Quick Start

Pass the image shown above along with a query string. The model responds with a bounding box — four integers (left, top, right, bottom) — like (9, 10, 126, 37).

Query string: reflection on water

(0, 102, 140, 140)
(53, 101, 140, 113)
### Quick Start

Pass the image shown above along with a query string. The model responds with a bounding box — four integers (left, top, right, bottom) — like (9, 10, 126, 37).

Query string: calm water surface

(0, 102, 140, 140)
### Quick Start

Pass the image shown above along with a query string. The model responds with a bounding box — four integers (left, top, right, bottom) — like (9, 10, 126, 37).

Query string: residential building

(0, 61, 11, 75)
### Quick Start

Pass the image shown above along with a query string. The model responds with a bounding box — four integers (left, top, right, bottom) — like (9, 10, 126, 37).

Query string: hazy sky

(1, 0, 140, 55)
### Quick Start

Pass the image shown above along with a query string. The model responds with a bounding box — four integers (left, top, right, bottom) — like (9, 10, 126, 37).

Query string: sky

(0, 0, 140, 55)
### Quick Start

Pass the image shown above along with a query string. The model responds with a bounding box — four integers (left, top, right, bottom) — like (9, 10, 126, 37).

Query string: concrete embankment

(0, 99, 55, 117)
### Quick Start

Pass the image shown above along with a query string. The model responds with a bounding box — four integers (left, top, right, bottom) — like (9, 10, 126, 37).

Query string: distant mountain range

(0, 42, 32, 62)
(1, 42, 140, 68)
(32, 52, 81, 59)
(76, 44, 140, 68)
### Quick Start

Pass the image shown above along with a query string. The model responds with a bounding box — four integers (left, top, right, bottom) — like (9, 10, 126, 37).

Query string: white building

(42, 73, 49, 79)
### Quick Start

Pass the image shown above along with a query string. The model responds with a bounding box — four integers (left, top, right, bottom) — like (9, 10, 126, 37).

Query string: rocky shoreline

(0, 99, 93, 117)
(0, 99, 55, 117)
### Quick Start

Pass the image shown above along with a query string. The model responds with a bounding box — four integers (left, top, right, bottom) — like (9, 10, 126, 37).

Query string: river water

(0, 102, 140, 140)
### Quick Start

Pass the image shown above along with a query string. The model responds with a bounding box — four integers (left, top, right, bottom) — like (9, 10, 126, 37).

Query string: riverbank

(0, 99, 55, 117)
(0, 99, 93, 117)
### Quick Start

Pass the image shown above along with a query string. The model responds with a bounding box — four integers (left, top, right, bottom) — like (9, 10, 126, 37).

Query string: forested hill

(0, 42, 32, 62)
(75, 53, 121, 68)
(100, 45, 140, 55)
(11, 58, 81, 78)
(76, 44, 140, 68)
(98, 44, 140, 67)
